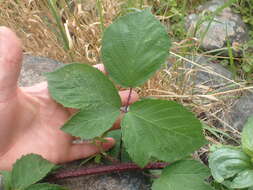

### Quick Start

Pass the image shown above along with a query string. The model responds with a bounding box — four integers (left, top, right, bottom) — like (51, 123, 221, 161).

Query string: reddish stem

(119, 88, 133, 160)
(48, 162, 169, 181)
(124, 88, 133, 113)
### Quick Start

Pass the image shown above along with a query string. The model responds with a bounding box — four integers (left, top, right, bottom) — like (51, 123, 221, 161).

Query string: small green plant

(209, 116, 253, 189)
(0, 154, 66, 190)
(1, 10, 212, 190)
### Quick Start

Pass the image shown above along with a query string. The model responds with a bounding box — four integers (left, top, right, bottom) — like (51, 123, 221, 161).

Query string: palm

(0, 82, 72, 168)
(0, 81, 108, 171)
(0, 27, 138, 171)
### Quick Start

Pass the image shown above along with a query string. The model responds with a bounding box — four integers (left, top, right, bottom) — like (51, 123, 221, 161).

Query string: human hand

(0, 27, 138, 171)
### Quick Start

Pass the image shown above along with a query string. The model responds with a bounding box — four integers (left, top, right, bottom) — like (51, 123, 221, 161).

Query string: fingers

(67, 138, 115, 161)
(112, 113, 124, 130)
(119, 90, 139, 106)
(0, 27, 23, 101)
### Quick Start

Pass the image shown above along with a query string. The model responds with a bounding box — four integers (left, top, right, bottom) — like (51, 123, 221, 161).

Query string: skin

(0, 27, 139, 171)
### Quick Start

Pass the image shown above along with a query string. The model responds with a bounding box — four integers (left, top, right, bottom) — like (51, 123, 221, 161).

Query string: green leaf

(62, 104, 120, 139)
(11, 154, 55, 190)
(209, 147, 252, 183)
(230, 170, 253, 189)
(122, 99, 205, 167)
(106, 130, 132, 162)
(26, 183, 68, 190)
(242, 116, 253, 158)
(0, 171, 12, 190)
(46, 63, 121, 109)
(152, 160, 213, 190)
(106, 130, 122, 157)
(102, 10, 171, 87)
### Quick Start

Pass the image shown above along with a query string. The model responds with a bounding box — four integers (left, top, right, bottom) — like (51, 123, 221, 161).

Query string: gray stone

(17, 55, 151, 190)
(185, 0, 249, 54)
(224, 92, 253, 131)
(18, 55, 63, 87)
(173, 55, 253, 132)
(52, 161, 151, 190)
(54, 171, 150, 190)
(170, 55, 233, 89)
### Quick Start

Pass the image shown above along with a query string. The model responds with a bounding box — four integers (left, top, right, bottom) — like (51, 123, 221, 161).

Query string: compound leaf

(242, 116, 253, 158)
(26, 183, 68, 190)
(62, 104, 120, 139)
(11, 154, 55, 190)
(122, 99, 205, 167)
(209, 147, 252, 183)
(102, 10, 170, 87)
(152, 160, 213, 190)
(46, 63, 121, 109)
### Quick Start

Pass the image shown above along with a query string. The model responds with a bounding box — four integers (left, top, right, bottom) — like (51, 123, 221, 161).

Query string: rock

(185, 0, 249, 54)
(224, 92, 253, 131)
(54, 171, 150, 190)
(18, 55, 63, 87)
(170, 55, 253, 132)
(187, 56, 233, 88)
(169, 55, 233, 89)
(17, 55, 151, 190)
(52, 161, 151, 190)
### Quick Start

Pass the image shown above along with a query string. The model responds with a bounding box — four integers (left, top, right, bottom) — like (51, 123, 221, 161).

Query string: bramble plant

(0, 10, 213, 190)
(209, 116, 253, 190)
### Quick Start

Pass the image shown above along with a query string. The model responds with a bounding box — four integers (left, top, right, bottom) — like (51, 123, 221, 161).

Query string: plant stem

(48, 162, 170, 180)
(139, 0, 144, 9)
(124, 88, 133, 113)
(118, 88, 133, 161)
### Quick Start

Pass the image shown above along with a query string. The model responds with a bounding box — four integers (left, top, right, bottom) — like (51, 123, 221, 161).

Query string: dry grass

(0, 0, 121, 63)
(1, 0, 250, 146)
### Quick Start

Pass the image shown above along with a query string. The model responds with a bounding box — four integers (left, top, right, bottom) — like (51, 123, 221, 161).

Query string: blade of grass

(139, 0, 144, 9)
(64, 0, 73, 9)
(96, 0, 105, 32)
(47, 0, 70, 51)
(225, 24, 236, 78)
(203, 124, 240, 144)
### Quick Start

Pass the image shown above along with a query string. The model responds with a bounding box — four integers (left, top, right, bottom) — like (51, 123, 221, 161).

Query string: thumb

(0, 27, 22, 101)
